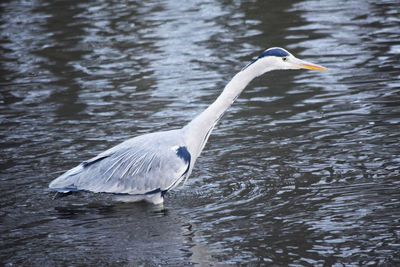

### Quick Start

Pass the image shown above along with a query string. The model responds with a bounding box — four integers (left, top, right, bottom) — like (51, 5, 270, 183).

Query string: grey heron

(49, 47, 327, 204)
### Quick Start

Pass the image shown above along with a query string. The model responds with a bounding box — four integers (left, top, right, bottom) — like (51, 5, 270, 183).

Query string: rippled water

(1, 0, 399, 265)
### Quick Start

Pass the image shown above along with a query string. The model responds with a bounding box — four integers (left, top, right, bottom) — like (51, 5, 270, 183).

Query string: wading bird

(49, 47, 327, 204)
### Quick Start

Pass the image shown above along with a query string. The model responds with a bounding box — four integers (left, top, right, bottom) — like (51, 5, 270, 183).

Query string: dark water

(1, 0, 399, 265)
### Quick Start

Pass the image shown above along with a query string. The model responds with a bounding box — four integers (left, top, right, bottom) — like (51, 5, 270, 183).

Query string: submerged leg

(113, 192, 164, 205)
(144, 192, 164, 205)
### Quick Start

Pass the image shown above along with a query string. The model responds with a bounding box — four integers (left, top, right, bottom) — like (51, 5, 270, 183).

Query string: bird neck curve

(182, 64, 262, 158)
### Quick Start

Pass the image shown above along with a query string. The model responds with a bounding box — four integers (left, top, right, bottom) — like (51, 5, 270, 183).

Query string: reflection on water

(1, 0, 399, 265)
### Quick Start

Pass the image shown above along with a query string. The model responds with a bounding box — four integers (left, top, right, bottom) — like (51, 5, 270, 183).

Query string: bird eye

(282, 57, 287, 62)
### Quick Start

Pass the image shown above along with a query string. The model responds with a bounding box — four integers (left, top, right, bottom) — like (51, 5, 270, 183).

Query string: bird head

(243, 47, 327, 76)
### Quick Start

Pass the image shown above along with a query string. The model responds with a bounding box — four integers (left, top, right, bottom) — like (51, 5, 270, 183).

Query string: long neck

(183, 65, 260, 157)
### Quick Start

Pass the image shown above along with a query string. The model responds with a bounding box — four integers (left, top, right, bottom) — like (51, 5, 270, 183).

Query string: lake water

(1, 0, 399, 265)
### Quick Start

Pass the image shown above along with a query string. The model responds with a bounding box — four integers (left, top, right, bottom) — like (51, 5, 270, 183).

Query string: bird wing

(49, 130, 191, 195)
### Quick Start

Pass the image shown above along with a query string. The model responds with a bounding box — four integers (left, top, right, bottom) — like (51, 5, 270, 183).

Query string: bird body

(50, 130, 190, 204)
(49, 47, 326, 204)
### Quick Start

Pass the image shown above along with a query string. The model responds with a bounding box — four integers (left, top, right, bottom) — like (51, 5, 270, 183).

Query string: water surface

(1, 0, 399, 265)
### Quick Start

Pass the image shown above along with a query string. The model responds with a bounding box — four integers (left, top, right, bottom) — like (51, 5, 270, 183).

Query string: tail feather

(49, 164, 84, 189)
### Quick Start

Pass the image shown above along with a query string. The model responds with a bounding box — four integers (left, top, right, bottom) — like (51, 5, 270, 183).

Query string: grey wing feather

(49, 130, 190, 195)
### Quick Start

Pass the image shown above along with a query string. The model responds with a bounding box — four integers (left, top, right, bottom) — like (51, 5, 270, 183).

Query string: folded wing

(49, 131, 190, 195)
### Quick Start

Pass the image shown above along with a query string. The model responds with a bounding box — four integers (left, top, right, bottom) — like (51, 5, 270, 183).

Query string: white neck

(183, 60, 268, 158)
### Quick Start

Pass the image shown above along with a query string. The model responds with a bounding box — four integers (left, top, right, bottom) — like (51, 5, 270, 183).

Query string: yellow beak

(301, 62, 328, 71)
(295, 57, 328, 71)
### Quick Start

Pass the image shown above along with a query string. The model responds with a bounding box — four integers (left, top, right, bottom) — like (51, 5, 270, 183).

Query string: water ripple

(1, 0, 400, 265)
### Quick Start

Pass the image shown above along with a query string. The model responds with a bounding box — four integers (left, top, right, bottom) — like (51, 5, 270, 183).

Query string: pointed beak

(292, 57, 328, 71)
